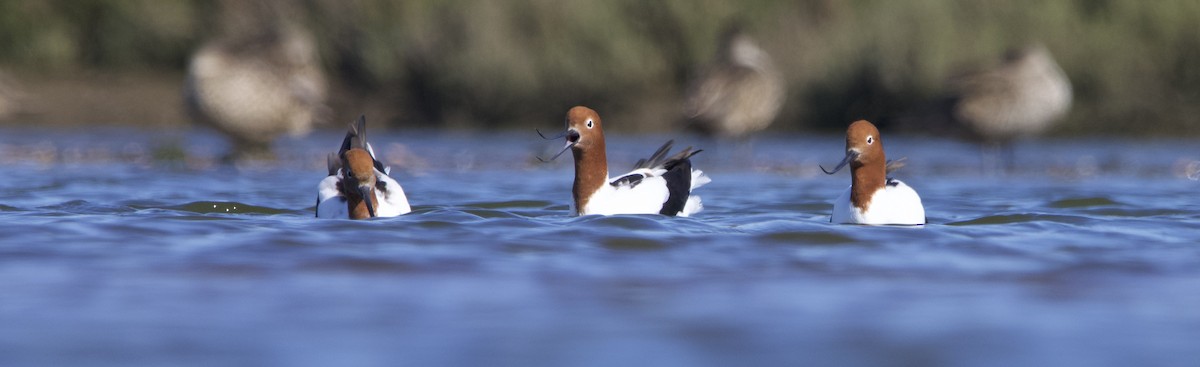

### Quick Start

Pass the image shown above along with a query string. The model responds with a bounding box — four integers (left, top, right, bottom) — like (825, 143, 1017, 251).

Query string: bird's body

(951, 44, 1072, 143)
(184, 1, 326, 158)
(316, 116, 411, 220)
(684, 25, 784, 139)
(823, 120, 924, 225)
(574, 142, 708, 217)
(830, 178, 925, 225)
(544, 106, 709, 217)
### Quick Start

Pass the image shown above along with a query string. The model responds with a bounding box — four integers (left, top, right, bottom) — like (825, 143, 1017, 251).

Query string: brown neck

(849, 157, 887, 213)
(572, 141, 608, 214)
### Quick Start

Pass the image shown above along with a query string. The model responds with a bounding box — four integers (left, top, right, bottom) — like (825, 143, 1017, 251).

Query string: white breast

(315, 170, 412, 219)
(831, 180, 925, 225)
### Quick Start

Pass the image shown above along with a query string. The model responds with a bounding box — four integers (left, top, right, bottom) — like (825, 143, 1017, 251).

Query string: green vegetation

(0, 0, 1197, 134)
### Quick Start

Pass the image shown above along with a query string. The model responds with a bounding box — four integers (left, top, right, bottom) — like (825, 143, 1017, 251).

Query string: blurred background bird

(2, 2, 1194, 143)
(893, 43, 1072, 172)
(951, 45, 1072, 143)
(682, 23, 785, 140)
(0, 70, 24, 122)
(183, 0, 328, 162)
(948, 44, 1073, 170)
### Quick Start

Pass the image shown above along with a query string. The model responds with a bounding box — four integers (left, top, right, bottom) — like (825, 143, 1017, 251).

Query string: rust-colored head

(565, 106, 604, 153)
(821, 120, 889, 211)
(823, 120, 887, 174)
(844, 120, 885, 170)
(536, 106, 606, 163)
(341, 148, 378, 219)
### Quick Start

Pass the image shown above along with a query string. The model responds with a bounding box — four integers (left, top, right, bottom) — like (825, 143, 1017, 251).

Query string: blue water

(1, 127, 1198, 366)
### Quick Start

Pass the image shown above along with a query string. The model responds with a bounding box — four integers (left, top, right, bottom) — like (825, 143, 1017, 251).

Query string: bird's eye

(586, 119, 594, 129)
(866, 135, 874, 145)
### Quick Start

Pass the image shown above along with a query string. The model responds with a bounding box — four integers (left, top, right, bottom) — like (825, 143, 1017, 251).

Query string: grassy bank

(0, 0, 1197, 135)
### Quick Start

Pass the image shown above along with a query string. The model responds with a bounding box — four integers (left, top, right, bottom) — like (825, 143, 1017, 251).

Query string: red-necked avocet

(540, 106, 710, 216)
(317, 116, 411, 219)
(822, 120, 925, 225)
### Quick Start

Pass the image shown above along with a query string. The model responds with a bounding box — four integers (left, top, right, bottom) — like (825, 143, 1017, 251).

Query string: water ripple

(167, 201, 295, 215)
(2, 132, 1199, 367)
(948, 213, 1093, 226)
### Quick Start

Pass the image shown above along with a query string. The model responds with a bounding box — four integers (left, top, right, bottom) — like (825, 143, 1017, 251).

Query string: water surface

(1, 128, 1198, 366)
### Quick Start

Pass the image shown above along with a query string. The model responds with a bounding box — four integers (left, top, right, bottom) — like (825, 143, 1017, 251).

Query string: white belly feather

(831, 180, 924, 225)
(316, 170, 411, 219)
(577, 168, 709, 217)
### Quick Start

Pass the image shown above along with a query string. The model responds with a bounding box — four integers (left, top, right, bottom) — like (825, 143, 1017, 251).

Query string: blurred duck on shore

(683, 24, 785, 140)
(950, 44, 1072, 148)
(896, 44, 1072, 172)
(0, 70, 24, 121)
(183, 0, 328, 161)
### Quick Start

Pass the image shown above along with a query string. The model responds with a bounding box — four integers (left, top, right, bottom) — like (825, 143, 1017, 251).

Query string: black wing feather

(632, 140, 676, 170)
(610, 173, 646, 188)
(326, 152, 341, 176)
(621, 140, 705, 216)
(658, 155, 695, 216)
(336, 115, 388, 173)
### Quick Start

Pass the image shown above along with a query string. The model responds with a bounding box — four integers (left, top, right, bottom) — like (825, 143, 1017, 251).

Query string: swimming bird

(949, 44, 1072, 167)
(540, 106, 710, 216)
(683, 24, 785, 139)
(317, 116, 411, 219)
(183, 0, 327, 160)
(822, 120, 925, 225)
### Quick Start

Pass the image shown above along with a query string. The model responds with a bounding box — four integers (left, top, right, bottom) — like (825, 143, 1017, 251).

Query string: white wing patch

(316, 174, 349, 219)
(315, 169, 411, 219)
(373, 169, 411, 216)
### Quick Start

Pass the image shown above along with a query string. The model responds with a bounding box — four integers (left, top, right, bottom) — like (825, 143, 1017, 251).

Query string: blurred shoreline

(0, 1, 1197, 135)
(3, 70, 185, 128)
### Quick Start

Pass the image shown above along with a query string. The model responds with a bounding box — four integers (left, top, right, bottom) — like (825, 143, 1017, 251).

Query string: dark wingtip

(885, 157, 908, 174)
(338, 114, 373, 156)
(326, 152, 341, 176)
(659, 140, 676, 155)
(635, 140, 678, 169)
(354, 115, 368, 148)
(668, 146, 700, 162)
